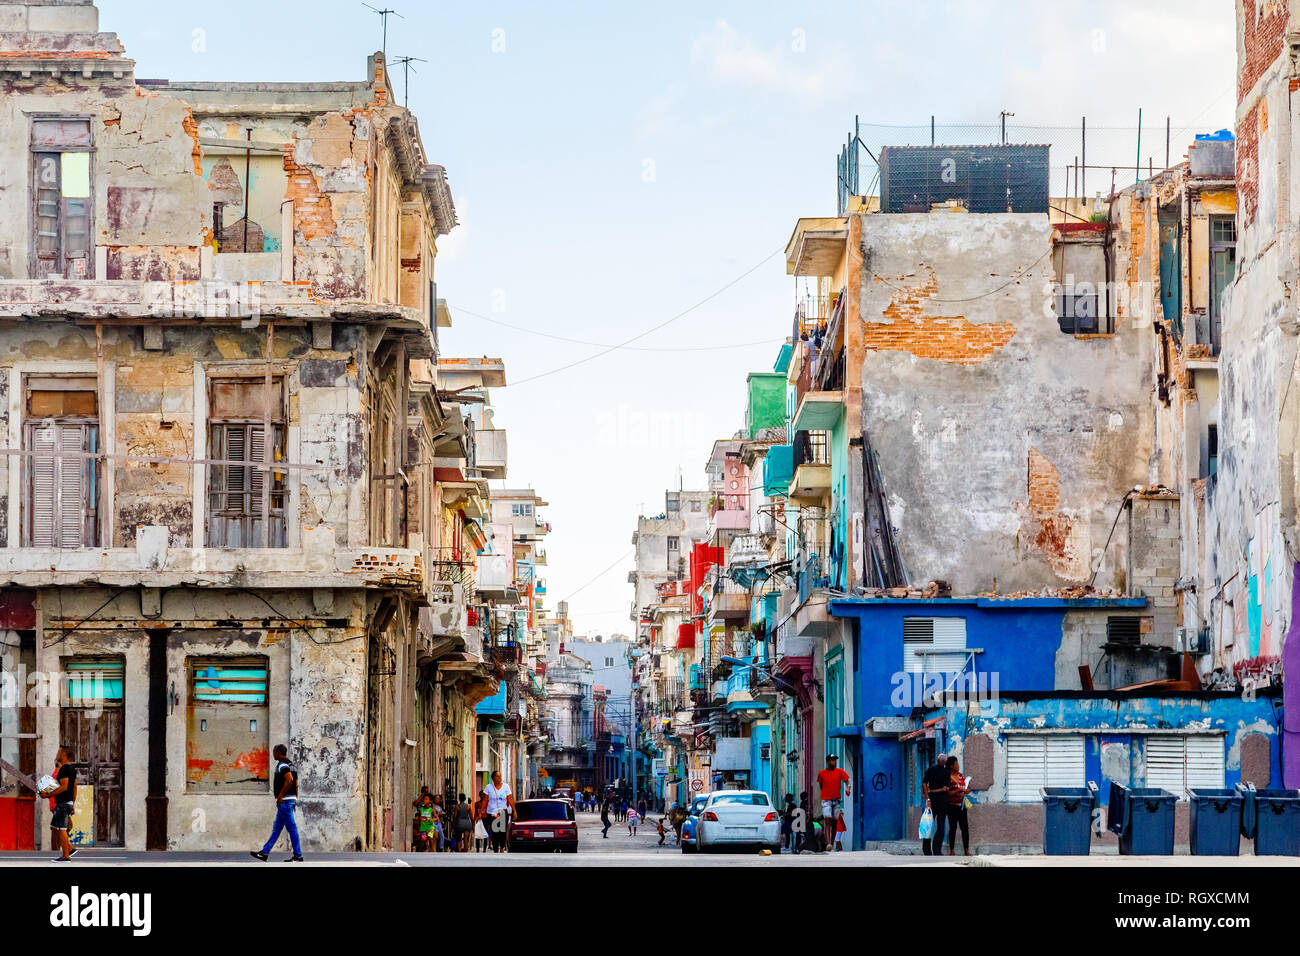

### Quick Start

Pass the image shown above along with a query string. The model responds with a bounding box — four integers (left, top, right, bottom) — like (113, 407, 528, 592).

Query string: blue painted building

(826, 596, 1284, 848)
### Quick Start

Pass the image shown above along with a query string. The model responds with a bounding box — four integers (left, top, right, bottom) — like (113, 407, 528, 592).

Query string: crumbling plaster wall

(34, 586, 368, 851)
(0, 71, 208, 280)
(856, 213, 1154, 594)
(1213, 12, 1299, 672)
(0, 321, 370, 550)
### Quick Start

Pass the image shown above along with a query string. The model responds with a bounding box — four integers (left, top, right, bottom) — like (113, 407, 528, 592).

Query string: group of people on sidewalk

(411, 769, 517, 853)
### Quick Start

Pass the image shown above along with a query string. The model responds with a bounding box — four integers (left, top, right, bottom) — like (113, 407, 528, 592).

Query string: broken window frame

(369, 389, 400, 548)
(186, 656, 271, 795)
(1208, 215, 1236, 356)
(29, 115, 94, 280)
(22, 375, 100, 548)
(205, 376, 287, 549)
(1052, 238, 1107, 334)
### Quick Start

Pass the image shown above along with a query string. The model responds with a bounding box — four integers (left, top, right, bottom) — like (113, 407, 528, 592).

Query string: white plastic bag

(918, 806, 935, 840)
(473, 819, 489, 841)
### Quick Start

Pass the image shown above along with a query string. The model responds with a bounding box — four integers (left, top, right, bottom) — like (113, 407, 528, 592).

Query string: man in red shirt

(815, 754, 851, 853)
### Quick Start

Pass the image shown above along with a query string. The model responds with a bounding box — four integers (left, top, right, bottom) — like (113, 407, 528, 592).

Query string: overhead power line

(507, 248, 783, 386)
(450, 303, 781, 353)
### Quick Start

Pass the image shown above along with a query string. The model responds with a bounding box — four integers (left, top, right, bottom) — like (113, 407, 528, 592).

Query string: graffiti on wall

(1221, 503, 1289, 667)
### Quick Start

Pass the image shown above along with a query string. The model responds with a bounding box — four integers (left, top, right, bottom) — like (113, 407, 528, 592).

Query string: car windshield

(710, 793, 770, 807)
(514, 802, 571, 822)
(690, 798, 708, 814)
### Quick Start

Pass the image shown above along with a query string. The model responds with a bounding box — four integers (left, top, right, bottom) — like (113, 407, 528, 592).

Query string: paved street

(2, 809, 1297, 866)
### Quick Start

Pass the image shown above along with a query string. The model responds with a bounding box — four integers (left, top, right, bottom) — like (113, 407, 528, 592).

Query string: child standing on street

(656, 817, 667, 845)
(627, 806, 640, 836)
(834, 809, 847, 851)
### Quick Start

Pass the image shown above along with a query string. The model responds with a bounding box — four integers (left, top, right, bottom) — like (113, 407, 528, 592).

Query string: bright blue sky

(100, 0, 1234, 636)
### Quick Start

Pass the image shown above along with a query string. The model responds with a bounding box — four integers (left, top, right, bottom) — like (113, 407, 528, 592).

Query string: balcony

(490, 641, 523, 668)
(472, 429, 508, 480)
(788, 431, 831, 504)
(728, 533, 767, 571)
(474, 552, 514, 599)
(793, 342, 845, 432)
(708, 574, 750, 624)
(710, 508, 750, 532)
(0, 524, 426, 592)
(785, 218, 849, 279)
(774, 616, 814, 662)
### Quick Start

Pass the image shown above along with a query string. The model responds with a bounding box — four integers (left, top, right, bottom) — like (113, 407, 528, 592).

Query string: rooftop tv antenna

(391, 55, 427, 108)
(362, 3, 404, 57)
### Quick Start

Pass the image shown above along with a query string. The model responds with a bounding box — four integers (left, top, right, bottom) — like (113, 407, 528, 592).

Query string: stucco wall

(33, 586, 369, 851)
(856, 213, 1154, 594)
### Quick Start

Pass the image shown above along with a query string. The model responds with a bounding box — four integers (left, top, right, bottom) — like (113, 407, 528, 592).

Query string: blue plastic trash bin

(1252, 789, 1300, 855)
(1041, 784, 1098, 855)
(1110, 785, 1177, 855)
(1188, 788, 1242, 856)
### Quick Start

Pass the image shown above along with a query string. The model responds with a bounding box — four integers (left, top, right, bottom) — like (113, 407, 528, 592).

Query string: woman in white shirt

(481, 770, 516, 853)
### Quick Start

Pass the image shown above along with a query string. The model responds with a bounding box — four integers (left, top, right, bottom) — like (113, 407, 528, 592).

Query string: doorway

(59, 658, 124, 846)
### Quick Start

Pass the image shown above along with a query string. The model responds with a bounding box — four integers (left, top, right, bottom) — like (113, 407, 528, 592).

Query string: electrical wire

(450, 303, 781, 353)
(868, 248, 1052, 304)
(234, 588, 368, 647)
(556, 549, 635, 606)
(507, 248, 783, 386)
(42, 589, 133, 649)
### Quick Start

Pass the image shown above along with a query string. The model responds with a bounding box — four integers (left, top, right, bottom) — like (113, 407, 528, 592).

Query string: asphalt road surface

(1, 809, 1294, 865)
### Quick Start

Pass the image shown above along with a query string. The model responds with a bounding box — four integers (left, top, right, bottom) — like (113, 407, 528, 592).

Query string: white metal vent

(903, 617, 967, 674)
(1146, 735, 1225, 798)
(1005, 735, 1085, 803)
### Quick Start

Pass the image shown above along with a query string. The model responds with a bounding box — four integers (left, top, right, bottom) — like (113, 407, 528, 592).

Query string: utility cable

(450, 303, 781, 353)
(557, 549, 635, 605)
(868, 248, 1052, 304)
(508, 248, 783, 386)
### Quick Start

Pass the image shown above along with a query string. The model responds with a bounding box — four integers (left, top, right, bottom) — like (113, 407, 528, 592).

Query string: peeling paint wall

(856, 213, 1154, 593)
(34, 587, 368, 851)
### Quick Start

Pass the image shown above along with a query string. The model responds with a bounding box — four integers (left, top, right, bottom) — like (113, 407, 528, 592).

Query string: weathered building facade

(0, 0, 522, 852)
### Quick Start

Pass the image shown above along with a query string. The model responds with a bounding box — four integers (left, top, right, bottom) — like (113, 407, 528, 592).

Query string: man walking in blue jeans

(250, 744, 304, 862)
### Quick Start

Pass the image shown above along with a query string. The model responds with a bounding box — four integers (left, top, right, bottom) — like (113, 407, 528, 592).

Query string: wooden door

(60, 702, 124, 846)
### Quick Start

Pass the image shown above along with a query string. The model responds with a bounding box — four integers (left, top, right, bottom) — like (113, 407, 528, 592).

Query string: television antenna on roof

(362, 3, 404, 57)
(391, 55, 427, 109)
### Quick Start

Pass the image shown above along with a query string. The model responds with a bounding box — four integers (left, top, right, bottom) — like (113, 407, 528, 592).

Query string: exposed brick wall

(1239, 0, 1289, 103)
(1237, 0, 1288, 228)
(283, 145, 338, 243)
(1237, 102, 1261, 228)
(868, 271, 1017, 364)
(1022, 447, 1083, 580)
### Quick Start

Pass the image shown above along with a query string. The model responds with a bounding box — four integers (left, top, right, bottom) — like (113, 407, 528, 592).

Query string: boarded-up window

(31, 118, 93, 279)
(187, 657, 270, 793)
(1005, 735, 1085, 802)
(1145, 735, 1225, 798)
(23, 377, 98, 548)
(206, 378, 286, 548)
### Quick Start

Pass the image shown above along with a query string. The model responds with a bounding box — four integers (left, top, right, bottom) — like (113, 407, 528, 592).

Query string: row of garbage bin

(1040, 783, 1300, 855)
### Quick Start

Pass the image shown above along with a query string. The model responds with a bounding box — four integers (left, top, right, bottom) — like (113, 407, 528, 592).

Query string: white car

(695, 789, 781, 853)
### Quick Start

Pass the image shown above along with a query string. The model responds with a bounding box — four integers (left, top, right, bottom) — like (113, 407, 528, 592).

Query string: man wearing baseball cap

(815, 753, 851, 853)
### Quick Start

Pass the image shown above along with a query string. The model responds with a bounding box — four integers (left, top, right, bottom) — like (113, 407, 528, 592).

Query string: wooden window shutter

(57, 424, 88, 548)
(27, 421, 93, 547)
(29, 424, 57, 547)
